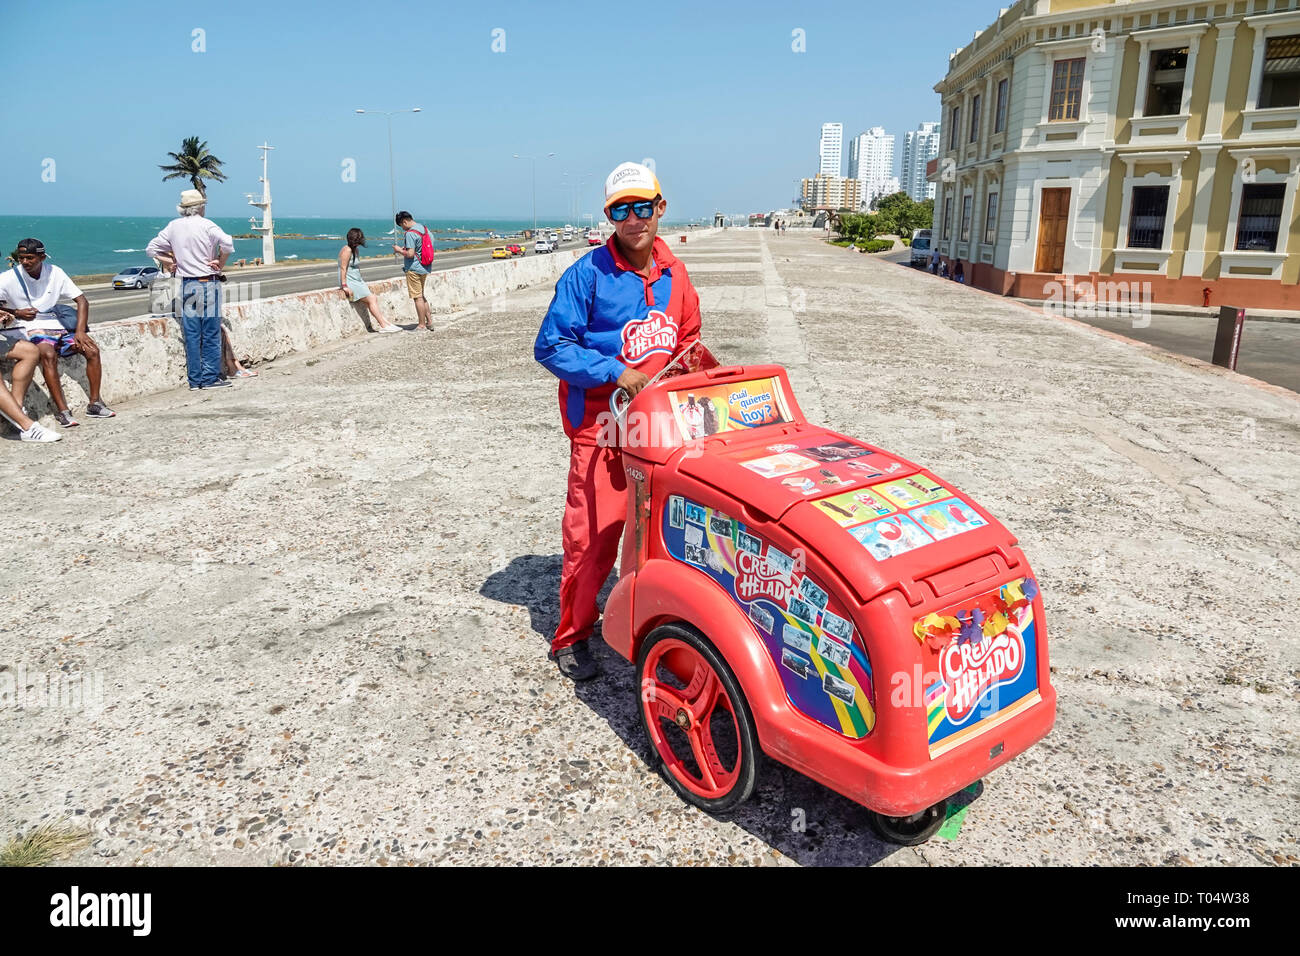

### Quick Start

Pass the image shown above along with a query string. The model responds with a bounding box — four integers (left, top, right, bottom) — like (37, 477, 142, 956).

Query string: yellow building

(931, 0, 1300, 308)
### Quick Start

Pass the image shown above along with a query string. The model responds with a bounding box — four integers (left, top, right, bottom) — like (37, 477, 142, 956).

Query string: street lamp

(513, 152, 555, 234)
(355, 107, 422, 235)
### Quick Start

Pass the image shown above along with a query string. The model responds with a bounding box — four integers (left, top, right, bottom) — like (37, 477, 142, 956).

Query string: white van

(910, 229, 933, 268)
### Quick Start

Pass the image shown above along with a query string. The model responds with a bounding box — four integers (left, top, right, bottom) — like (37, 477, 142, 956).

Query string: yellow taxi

(491, 247, 511, 259)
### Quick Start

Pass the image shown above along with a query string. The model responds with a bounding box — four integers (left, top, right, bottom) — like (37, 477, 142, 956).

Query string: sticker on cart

(817, 635, 852, 669)
(910, 499, 987, 540)
(787, 595, 818, 625)
(823, 672, 857, 705)
(764, 546, 795, 582)
(668, 495, 685, 529)
(668, 377, 793, 439)
(782, 623, 812, 653)
(915, 577, 1042, 760)
(799, 576, 829, 610)
(800, 441, 874, 463)
(872, 476, 950, 509)
(821, 610, 853, 642)
(661, 496, 876, 739)
(740, 451, 818, 479)
(781, 474, 820, 496)
(782, 649, 812, 679)
(812, 487, 896, 526)
(848, 513, 935, 561)
(709, 514, 734, 538)
(843, 455, 907, 481)
(748, 603, 775, 635)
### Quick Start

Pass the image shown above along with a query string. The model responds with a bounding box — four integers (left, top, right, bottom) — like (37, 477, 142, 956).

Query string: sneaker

(200, 379, 234, 389)
(19, 422, 62, 443)
(85, 401, 116, 419)
(53, 410, 79, 428)
(550, 640, 598, 681)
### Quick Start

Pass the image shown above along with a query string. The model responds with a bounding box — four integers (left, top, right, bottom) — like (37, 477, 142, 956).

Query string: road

(84, 236, 598, 324)
(882, 247, 1300, 394)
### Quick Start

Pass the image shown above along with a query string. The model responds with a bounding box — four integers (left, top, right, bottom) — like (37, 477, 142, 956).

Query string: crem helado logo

(941, 627, 1024, 722)
(621, 310, 678, 363)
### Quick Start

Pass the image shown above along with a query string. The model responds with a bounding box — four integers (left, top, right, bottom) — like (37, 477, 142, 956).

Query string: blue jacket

(535, 236, 701, 444)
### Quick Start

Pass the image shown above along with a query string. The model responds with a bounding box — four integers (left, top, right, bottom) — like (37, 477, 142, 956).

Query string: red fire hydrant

(1203, 287, 1212, 307)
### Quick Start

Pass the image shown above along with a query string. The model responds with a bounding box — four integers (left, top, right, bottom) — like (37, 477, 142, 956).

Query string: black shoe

(200, 379, 234, 389)
(551, 640, 598, 681)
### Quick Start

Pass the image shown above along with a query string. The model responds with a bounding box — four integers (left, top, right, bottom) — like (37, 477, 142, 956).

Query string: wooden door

(1035, 188, 1070, 274)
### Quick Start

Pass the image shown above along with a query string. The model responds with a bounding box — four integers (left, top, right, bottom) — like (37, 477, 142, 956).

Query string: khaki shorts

(405, 270, 428, 299)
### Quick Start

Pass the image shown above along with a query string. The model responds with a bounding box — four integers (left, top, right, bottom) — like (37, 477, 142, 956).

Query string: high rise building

(819, 123, 843, 177)
(901, 121, 941, 202)
(800, 175, 862, 211)
(848, 127, 896, 209)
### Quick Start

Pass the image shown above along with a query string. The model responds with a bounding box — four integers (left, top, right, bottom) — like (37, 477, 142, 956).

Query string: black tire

(869, 800, 948, 846)
(636, 622, 760, 814)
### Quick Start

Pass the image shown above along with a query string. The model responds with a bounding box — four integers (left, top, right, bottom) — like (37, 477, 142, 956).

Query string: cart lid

(676, 424, 1020, 606)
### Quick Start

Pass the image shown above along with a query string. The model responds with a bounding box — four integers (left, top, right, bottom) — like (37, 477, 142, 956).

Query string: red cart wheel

(637, 623, 759, 813)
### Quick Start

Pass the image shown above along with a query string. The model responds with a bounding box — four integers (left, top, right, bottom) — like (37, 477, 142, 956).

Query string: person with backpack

(392, 211, 434, 330)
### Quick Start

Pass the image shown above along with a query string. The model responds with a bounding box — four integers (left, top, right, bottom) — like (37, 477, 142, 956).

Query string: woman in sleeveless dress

(339, 228, 401, 332)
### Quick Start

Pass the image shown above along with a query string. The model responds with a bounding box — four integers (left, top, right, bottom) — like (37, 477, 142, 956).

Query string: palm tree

(159, 137, 227, 197)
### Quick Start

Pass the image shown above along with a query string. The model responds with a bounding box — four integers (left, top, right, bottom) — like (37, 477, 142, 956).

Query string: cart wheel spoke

(685, 662, 719, 721)
(646, 685, 687, 724)
(686, 727, 719, 792)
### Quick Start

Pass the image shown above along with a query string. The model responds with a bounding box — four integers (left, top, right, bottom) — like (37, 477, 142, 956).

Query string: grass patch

(0, 822, 92, 867)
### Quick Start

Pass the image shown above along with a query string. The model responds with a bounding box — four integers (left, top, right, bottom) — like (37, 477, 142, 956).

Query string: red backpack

(415, 225, 435, 267)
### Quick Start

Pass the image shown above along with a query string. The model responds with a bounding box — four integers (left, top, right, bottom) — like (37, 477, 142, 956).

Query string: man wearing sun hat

(534, 161, 702, 681)
(146, 189, 235, 390)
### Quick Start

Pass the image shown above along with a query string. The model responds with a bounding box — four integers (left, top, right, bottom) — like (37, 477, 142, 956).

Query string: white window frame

(1036, 37, 1097, 147)
(1129, 23, 1207, 145)
(1114, 151, 1189, 276)
(1220, 146, 1300, 280)
(1242, 11, 1300, 139)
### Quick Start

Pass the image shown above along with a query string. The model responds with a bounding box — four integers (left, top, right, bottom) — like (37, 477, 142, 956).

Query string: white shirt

(0, 262, 83, 331)
(146, 216, 235, 278)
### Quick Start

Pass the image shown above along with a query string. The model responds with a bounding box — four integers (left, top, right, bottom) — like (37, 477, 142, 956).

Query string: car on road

(111, 266, 161, 290)
(492, 247, 511, 259)
(506, 244, 524, 257)
(535, 236, 558, 254)
(586, 230, 602, 246)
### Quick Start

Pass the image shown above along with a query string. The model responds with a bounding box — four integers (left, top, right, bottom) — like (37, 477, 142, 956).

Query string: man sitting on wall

(0, 238, 114, 427)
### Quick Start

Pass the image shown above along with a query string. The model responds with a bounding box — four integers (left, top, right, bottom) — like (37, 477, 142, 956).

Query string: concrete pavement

(881, 247, 1300, 394)
(2, 229, 1295, 866)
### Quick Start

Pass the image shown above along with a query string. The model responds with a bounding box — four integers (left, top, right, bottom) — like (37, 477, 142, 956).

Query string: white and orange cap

(604, 162, 662, 209)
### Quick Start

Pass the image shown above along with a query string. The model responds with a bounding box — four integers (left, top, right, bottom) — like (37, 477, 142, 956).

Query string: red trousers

(553, 441, 627, 651)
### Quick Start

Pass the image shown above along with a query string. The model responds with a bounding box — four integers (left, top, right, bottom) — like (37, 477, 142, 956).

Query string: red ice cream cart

(602, 344, 1056, 844)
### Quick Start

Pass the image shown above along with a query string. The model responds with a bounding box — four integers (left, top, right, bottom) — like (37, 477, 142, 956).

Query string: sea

(0, 216, 587, 278)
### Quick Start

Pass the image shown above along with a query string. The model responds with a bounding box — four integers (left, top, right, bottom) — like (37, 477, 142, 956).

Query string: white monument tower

(246, 142, 275, 265)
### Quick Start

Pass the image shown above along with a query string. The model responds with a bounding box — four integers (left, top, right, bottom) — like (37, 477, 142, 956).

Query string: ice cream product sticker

(910, 499, 987, 540)
(848, 513, 935, 561)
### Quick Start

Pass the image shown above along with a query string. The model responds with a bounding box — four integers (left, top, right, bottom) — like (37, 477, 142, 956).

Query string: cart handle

(608, 340, 720, 424)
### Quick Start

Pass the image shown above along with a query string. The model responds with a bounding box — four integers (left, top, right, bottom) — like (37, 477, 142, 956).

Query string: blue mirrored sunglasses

(608, 199, 657, 222)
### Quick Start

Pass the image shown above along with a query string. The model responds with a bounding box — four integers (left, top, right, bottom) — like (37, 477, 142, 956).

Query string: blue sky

(0, 0, 989, 220)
